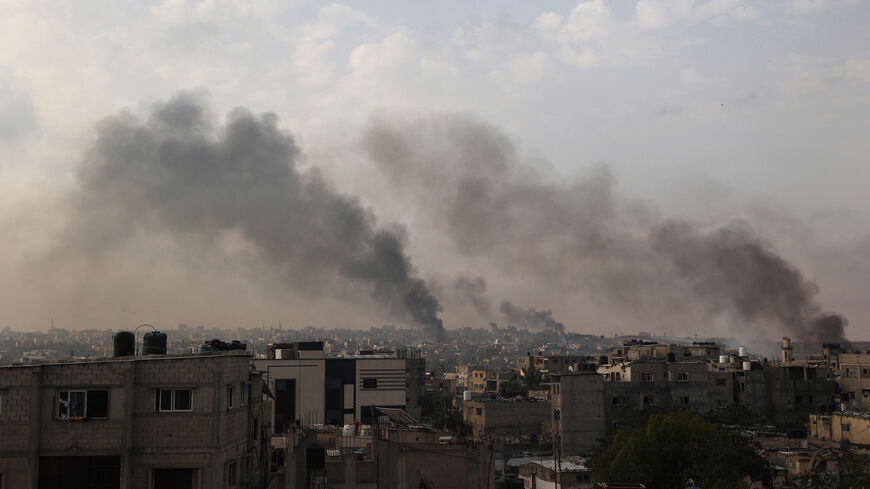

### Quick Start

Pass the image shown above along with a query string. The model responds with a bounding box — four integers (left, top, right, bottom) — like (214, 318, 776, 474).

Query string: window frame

(240, 383, 247, 407)
(227, 385, 234, 411)
(56, 389, 109, 420)
(641, 373, 655, 382)
(675, 372, 689, 382)
(156, 389, 194, 413)
(362, 378, 378, 390)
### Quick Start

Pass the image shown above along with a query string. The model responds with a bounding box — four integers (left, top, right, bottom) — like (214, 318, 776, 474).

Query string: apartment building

(252, 342, 425, 430)
(0, 350, 267, 489)
(552, 357, 835, 454)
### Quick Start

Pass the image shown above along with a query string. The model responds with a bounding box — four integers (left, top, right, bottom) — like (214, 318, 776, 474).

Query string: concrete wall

(552, 373, 606, 455)
(0, 352, 261, 489)
(255, 358, 327, 427)
(463, 400, 550, 441)
(838, 353, 870, 411)
(810, 413, 870, 445)
(355, 359, 406, 421)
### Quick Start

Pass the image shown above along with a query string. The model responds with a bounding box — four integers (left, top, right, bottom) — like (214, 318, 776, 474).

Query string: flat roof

(0, 350, 251, 369)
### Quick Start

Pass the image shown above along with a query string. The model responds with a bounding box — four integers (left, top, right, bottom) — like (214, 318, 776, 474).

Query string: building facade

(0, 351, 267, 489)
(253, 342, 425, 430)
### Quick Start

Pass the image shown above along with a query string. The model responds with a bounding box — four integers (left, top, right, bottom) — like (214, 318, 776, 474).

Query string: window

(717, 400, 728, 408)
(253, 418, 259, 441)
(227, 460, 238, 487)
(57, 390, 109, 419)
(643, 395, 657, 406)
(227, 385, 234, 410)
(153, 468, 195, 489)
(716, 379, 727, 387)
(641, 373, 654, 382)
(680, 396, 690, 405)
(240, 383, 247, 407)
(156, 389, 193, 412)
(675, 373, 689, 382)
(476, 408, 482, 415)
(362, 378, 378, 389)
(842, 423, 851, 432)
(612, 396, 627, 407)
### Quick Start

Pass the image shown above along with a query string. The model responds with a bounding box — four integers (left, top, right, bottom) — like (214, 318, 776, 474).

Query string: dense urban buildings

(2, 327, 870, 488)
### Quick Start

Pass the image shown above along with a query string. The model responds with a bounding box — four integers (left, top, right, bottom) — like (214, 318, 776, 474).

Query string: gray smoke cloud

(500, 301, 565, 334)
(451, 274, 491, 317)
(650, 220, 848, 343)
(65, 93, 445, 340)
(362, 113, 848, 343)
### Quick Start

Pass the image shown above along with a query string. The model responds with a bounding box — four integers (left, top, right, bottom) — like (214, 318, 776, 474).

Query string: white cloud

(507, 51, 554, 84)
(635, 0, 759, 29)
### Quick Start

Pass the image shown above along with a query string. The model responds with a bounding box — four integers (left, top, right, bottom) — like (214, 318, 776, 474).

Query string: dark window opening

(38, 456, 120, 489)
(362, 378, 378, 389)
(57, 390, 109, 419)
(274, 379, 296, 434)
(155, 389, 192, 412)
(153, 468, 195, 489)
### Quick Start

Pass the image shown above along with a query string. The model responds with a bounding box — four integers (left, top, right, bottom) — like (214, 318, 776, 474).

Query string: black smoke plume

(500, 301, 565, 334)
(363, 113, 848, 343)
(67, 93, 445, 340)
(650, 220, 847, 342)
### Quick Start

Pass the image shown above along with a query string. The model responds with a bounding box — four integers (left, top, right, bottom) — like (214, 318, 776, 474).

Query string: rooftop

(0, 349, 251, 369)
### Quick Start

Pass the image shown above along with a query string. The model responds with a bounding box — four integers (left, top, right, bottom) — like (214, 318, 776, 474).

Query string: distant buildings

(552, 339, 836, 454)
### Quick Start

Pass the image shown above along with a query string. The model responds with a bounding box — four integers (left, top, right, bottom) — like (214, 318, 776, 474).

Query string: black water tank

(113, 331, 135, 357)
(306, 445, 325, 470)
(143, 331, 167, 355)
(667, 352, 676, 362)
(599, 355, 608, 365)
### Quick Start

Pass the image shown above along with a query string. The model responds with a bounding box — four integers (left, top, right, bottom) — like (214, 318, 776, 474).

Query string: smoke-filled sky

(1, 1, 868, 341)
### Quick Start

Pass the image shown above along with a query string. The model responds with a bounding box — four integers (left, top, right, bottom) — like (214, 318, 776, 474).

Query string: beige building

(810, 412, 870, 445)
(0, 350, 267, 489)
(253, 342, 424, 430)
(837, 353, 870, 411)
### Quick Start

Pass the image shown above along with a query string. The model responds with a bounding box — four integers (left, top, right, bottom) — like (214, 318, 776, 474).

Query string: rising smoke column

(650, 219, 848, 342)
(67, 93, 445, 340)
(500, 301, 565, 334)
(451, 274, 492, 317)
(362, 113, 848, 343)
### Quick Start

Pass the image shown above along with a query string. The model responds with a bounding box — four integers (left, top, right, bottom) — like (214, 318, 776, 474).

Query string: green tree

(705, 403, 767, 428)
(520, 366, 543, 391)
(499, 377, 526, 396)
(589, 410, 773, 489)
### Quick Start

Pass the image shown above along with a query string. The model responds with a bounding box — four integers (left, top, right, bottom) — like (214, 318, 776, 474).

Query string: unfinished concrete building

(0, 349, 268, 489)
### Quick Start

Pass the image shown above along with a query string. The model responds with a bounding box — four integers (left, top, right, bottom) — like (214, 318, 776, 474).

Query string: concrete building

(837, 352, 870, 411)
(462, 399, 551, 441)
(253, 342, 425, 430)
(516, 355, 592, 375)
(517, 458, 592, 489)
(810, 412, 870, 445)
(553, 356, 836, 454)
(0, 350, 267, 489)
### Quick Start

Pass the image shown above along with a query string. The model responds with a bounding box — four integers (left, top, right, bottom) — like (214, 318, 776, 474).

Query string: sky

(0, 0, 868, 340)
